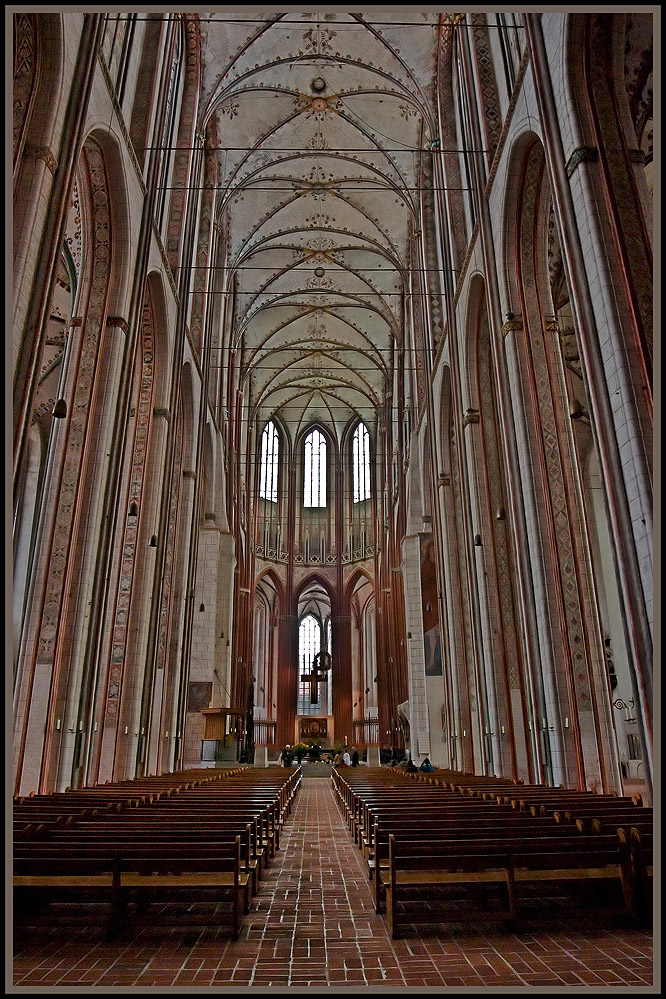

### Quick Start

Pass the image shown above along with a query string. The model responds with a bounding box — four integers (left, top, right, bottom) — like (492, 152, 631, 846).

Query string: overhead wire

(104, 15, 522, 29)
(143, 144, 488, 153)
(153, 184, 473, 191)
(180, 265, 458, 272)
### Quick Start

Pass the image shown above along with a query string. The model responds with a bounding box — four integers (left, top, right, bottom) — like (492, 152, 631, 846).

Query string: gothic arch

(13, 13, 63, 179)
(344, 566, 374, 603)
(255, 566, 285, 604)
(14, 133, 126, 793)
(294, 572, 336, 606)
(83, 127, 132, 316)
(566, 13, 653, 374)
(294, 421, 339, 463)
(499, 129, 543, 316)
(501, 132, 621, 791)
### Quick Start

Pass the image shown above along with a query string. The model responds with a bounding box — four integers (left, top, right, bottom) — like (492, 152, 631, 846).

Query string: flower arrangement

(291, 742, 310, 762)
(301, 738, 323, 760)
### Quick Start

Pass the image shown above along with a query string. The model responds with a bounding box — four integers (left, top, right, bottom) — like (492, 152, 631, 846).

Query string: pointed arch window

(352, 422, 371, 502)
(298, 614, 321, 714)
(259, 420, 279, 502)
(303, 429, 326, 507)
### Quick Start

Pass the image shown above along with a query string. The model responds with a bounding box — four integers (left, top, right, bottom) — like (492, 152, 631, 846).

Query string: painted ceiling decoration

(198, 12, 443, 444)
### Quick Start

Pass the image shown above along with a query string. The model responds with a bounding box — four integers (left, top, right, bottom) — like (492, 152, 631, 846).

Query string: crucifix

(300, 651, 331, 703)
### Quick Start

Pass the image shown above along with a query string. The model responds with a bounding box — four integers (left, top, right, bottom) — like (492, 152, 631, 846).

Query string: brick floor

(13, 778, 655, 988)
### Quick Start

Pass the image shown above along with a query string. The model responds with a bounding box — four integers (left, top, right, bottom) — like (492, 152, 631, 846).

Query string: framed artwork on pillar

(420, 534, 443, 675)
(187, 681, 212, 712)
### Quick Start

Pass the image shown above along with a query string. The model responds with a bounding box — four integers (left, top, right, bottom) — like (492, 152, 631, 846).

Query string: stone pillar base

(253, 746, 269, 767)
(366, 745, 381, 766)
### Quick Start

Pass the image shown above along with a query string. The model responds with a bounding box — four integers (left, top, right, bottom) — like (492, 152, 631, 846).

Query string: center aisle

(240, 773, 401, 987)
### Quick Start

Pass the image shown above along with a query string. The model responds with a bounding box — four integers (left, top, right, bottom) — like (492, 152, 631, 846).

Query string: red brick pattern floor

(13, 778, 655, 988)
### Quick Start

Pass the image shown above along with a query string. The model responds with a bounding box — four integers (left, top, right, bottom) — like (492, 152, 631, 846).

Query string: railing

(254, 544, 375, 565)
(353, 717, 379, 746)
(253, 719, 277, 746)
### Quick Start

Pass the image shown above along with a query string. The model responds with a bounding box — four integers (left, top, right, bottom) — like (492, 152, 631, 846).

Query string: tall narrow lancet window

(298, 614, 321, 715)
(352, 422, 371, 502)
(303, 429, 326, 507)
(259, 420, 279, 502)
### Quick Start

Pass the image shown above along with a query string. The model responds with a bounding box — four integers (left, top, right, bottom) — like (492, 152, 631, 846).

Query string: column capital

(105, 316, 129, 334)
(24, 144, 58, 174)
(501, 313, 523, 338)
(565, 146, 598, 177)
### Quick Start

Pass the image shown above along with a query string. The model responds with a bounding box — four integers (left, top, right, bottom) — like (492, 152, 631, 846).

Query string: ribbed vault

(199, 11, 441, 446)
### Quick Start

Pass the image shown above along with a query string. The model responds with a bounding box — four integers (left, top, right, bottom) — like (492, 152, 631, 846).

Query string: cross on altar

(300, 665, 327, 703)
(301, 652, 331, 703)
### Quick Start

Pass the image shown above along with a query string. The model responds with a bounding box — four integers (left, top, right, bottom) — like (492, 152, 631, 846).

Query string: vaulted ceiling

(198, 12, 441, 446)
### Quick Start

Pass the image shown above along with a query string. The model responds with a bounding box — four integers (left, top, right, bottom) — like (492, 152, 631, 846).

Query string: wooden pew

(617, 826, 653, 925)
(333, 766, 650, 934)
(14, 767, 301, 936)
(367, 812, 562, 908)
(14, 839, 245, 938)
(383, 831, 633, 938)
(19, 822, 257, 905)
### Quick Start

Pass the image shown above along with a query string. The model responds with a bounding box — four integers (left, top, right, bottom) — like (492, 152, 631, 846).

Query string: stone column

(57, 318, 130, 789)
(182, 517, 221, 768)
(164, 466, 198, 773)
(124, 406, 172, 780)
(400, 533, 431, 763)
(461, 408, 504, 774)
(502, 318, 568, 787)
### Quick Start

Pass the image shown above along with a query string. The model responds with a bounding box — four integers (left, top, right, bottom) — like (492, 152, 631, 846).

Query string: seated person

(419, 757, 434, 772)
(405, 758, 418, 772)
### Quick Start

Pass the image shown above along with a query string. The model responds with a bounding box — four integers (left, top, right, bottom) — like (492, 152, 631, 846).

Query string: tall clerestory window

(303, 428, 326, 507)
(298, 614, 321, 714)
(259, 420, 279, 502)
(352, 422, 371, 502)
